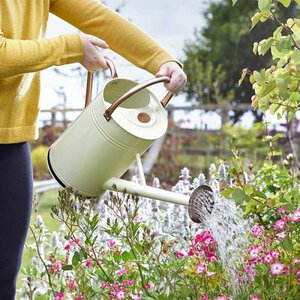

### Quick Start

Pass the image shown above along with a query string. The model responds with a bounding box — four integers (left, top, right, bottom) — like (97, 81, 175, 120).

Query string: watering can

(47, 58, 214, 223)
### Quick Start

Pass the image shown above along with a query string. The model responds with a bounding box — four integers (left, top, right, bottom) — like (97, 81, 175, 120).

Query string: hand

(80, 33, 109, 72)
(155, 61, 187, 94)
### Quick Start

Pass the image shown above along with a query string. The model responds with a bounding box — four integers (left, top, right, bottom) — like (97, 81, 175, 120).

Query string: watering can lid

(103, 78, 168, 140)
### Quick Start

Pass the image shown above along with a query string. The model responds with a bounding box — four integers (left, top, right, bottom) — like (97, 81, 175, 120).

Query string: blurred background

(33, 0, 300, 188)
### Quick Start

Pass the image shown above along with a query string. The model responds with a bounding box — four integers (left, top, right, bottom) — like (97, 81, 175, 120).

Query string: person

(0, 0, 187, 298)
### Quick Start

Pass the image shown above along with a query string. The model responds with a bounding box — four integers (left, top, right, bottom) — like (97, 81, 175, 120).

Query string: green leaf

(135, 242, 144, 255)
(72, 251, 81, 267)
(282, 238, 293, 252)
(277, 0, 291, 7)
(251, 12, 269, 29)
(260, 37, 274, 55)
(291, 49, 300, 67)
(122, 251, 130, 262)
(276, 36, 291, 52)
(62, 265, 73, 271)
(269, 103, 280, 114)
(253, 70, 265, 85)
(222, 188, 233, 198)
(252, 190, 267, 200)
(260, 81, 276, 98)
(232, 0, 238, 5)
(231, 187, 245, 204)
(287, 110, 295, 121)
(258, 0, 271, 11)
(244, 184, 253, 195)
(238, 68, 248, 86)
(113, 252, 122, 263)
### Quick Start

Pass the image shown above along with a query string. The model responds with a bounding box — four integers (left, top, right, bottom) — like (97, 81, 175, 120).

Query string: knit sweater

(0, 0, 178, 143)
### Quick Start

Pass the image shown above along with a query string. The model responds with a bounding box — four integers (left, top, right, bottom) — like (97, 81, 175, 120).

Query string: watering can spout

(102, 178, 215, 224)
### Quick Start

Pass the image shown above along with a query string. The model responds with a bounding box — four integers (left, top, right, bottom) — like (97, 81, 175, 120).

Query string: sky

(39, 0, 215, 128)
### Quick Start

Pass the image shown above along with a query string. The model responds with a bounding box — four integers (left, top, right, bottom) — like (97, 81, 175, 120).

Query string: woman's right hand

(80, 33, 109, 72)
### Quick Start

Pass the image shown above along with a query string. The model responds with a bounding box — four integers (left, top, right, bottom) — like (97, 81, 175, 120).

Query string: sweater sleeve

(0, 30, 83, 79)
(50, 0, 181, 75)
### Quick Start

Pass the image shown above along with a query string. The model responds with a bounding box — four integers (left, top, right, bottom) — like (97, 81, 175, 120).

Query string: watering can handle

(85, 56, 118, 108)
(103, 76, 173, 121)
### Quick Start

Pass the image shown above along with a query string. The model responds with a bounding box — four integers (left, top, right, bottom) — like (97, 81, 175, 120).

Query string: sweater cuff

(63, 33, 84, 64)
(147, 52, 183, 74)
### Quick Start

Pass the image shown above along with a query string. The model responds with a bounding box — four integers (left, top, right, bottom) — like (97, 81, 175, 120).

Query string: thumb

(155, 66, 169, 77)
(88, 35, 109, 49)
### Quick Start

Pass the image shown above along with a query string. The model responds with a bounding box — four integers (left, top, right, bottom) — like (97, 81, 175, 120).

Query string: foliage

(31, 146, 51, 180)
(20, 188, 235, 300)
(183, 0, 299, 122)
(237, 0, 300, 121)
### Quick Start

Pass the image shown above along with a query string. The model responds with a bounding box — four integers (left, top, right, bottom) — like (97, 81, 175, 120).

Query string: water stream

(201, 192, 251, 293)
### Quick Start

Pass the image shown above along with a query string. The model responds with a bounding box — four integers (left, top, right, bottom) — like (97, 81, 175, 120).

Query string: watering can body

(47, 61, 171, 197)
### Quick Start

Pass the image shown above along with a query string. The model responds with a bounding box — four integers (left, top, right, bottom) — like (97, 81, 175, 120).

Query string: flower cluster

(245, 206, 300, 296)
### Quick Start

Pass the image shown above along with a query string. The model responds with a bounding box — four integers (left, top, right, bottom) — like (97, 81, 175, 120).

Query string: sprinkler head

(188, 185, 214, 223)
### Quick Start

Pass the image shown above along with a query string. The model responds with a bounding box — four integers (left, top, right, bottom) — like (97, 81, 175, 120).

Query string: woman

(0, 0, 187, 298)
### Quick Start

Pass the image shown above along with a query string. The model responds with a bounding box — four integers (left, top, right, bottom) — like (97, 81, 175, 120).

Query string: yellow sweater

(0, 0, 178, 143)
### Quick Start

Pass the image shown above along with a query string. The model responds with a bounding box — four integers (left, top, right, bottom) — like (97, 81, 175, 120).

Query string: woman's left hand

(155, 61, 187, 94)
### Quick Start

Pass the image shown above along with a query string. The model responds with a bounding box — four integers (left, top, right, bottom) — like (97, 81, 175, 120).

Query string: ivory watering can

(47, 58, 214, 223)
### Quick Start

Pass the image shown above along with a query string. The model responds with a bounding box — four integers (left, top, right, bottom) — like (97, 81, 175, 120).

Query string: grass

(17, 188, 61, 290)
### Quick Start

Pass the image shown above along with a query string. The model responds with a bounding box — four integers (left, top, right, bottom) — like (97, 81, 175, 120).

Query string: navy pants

(0, 143, 33, 300)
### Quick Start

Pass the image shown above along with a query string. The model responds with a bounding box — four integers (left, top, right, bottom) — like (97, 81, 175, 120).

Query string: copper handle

(84, 56, 118, 108)
(103, 76, 173, 121)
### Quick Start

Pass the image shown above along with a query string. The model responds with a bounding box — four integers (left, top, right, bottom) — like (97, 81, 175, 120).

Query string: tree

(183, 0, 299, 123)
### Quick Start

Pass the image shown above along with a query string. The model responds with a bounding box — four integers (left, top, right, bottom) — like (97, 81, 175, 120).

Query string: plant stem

(30, 226, 56, 296)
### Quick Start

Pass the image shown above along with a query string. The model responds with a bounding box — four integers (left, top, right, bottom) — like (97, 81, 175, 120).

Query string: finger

(96, 52, 109, 70)
(88, 35, 109, 49)
(155, 67, 169, 77)
(164, 76, 186, 93)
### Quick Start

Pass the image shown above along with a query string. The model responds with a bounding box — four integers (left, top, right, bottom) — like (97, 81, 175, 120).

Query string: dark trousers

(0, 143, 33, 300)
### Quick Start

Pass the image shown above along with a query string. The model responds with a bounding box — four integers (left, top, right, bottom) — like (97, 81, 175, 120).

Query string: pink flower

(248, 246, 261, 259)
(49, 261, 63, 274)
(251, 225, 264, 237)
(177, 251, 185, 258)
(251, 296, 261, 300)
(85, 260, 92, 267)
(115, 288, 126, 300)
(196, 262, 207, 274)
(277, 207, 285, 216)
(108, 241, 116, 248)
(247, 266, 256, 278)
(262, 252, 274, 265)
(276, 232, 287, 239)
(271, 249, 281, 259)
(274, 218, 287, 230)
(129, 293, 142, 300)
(290, 208, 300, 222)
(188, 248, 194, 256)
(296, 269, 300, 276)
(293, 258, 300, 265)
(270, 262, 285, 275)
(201, 294, 209, 300)
(67, 279, 76, 291)
(214, 296, 228, 300)
(75, 298, 83, 300)
(144, 283, 151, 289)
(203, 235, 215, 245)
(284, 265, 290, 274)
(124, 278, 134, 286)
(100, 282, 110, 288)
(55, 294, 64, 299)
(64, 243, 71, 251)
(208, 253, 218, 262)
(298, 278, 300, 284)
(117, 268, 129, 276)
